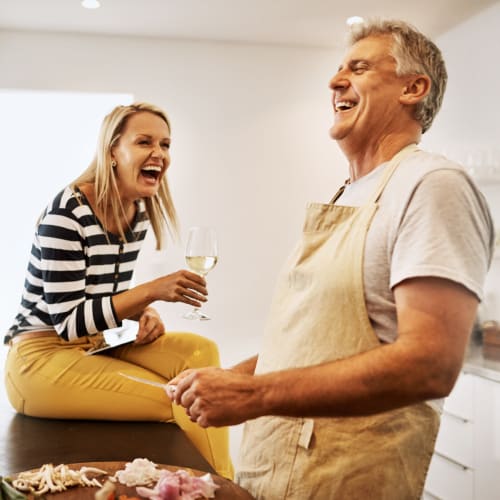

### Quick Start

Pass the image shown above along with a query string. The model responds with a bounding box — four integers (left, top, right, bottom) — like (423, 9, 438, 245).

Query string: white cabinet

(424, 372, 500, 500)
(434, 412, 475, 468)
(425, 453, 474, 500)
(424, 373, 476, 500)
(441, 372, 474, 421)
(474, 377, 500, 500)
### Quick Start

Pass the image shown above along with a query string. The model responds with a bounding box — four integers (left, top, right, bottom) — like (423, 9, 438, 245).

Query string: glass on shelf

(464, 148, 500, 184)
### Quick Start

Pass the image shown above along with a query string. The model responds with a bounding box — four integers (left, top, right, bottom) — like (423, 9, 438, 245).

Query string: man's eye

(162, 143, 170, 149)
(139, 139, 150, 145)
(353, 66, 367, 74)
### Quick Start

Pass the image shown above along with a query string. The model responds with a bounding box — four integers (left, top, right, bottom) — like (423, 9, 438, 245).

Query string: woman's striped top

(4, 186, 149, 344)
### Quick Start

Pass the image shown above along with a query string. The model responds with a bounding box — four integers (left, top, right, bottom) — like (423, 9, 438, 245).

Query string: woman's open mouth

(140, 165, 162, 182)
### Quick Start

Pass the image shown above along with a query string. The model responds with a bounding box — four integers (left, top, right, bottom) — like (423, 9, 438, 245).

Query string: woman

(3, 102, 233, 479)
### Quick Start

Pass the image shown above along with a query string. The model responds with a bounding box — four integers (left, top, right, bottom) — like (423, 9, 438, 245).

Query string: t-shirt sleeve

(390, 169, 494, 301)
(36, 209, 119, 340)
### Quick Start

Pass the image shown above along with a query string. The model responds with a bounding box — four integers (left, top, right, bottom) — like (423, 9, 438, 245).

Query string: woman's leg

(5, 336, 173, 421)
(111, 332, 234, 479)
(5, 333, 233, 478)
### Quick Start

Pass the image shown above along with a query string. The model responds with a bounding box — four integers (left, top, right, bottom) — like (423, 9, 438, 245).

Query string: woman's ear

(399, 74, 432, 105)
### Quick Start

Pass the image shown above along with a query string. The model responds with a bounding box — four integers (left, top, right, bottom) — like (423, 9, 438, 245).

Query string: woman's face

(111, 111, 171, 203)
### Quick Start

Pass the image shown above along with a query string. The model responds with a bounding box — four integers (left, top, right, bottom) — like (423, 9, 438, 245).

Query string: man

(168, 19, 494, 499)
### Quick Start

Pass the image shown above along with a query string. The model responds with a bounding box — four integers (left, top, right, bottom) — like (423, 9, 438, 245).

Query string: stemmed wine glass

(183, 226, 218, 320)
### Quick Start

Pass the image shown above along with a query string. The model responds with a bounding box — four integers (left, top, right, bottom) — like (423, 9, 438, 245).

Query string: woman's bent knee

(166, 332, 221, 368)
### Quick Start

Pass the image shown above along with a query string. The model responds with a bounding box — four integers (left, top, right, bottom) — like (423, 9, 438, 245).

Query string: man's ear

(399, 74, 431, 105)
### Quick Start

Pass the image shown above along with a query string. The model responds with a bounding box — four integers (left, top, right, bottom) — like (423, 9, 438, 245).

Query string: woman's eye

(162, 143, 170, 149)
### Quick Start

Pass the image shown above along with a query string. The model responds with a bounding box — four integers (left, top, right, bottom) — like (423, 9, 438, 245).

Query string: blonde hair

(348, 19, 447, 134)
(72, 102, 178, 249)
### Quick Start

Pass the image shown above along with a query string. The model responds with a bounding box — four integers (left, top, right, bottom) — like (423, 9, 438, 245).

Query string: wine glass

(183, 226, 218, 320)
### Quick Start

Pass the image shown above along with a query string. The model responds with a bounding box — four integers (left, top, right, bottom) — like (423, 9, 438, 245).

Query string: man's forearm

(254, 341, 452, 419)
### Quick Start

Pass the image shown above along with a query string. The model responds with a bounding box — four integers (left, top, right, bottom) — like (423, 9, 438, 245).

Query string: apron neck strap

(330, 144, 418, 205)
(330, 179, 351, 204)
(368, 143, 419, 203)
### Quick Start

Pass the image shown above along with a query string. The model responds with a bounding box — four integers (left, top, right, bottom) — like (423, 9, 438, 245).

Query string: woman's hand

(153, 270, 208, 307)
(134, 307, 165, 345)
(112, 270, 208, 328)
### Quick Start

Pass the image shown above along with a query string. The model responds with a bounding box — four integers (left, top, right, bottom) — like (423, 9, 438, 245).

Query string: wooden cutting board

(13, 461, 254, 499)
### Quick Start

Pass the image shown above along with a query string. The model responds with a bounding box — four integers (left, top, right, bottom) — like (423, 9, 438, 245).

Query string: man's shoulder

(386, 149, 470, 199)
(398, 149, 465, 179)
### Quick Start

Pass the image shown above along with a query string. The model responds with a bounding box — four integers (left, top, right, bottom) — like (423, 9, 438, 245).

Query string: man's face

(329, 34, 408, 145)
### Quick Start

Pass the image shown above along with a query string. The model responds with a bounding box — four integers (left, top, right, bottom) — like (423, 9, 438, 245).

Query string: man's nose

(329, 71, 349, 91)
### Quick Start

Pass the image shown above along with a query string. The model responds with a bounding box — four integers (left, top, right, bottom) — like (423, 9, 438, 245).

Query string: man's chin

(329, 124, 348, 141)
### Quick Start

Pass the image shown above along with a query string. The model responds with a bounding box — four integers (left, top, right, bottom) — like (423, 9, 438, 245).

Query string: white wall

(0, 28, 345, 464)
(0, 29, 346, 364)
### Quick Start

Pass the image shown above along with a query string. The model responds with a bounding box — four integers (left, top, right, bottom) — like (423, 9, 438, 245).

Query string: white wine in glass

(183, 226, 218, 320)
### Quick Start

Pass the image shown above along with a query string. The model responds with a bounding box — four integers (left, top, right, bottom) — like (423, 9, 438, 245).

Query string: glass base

(183, 308, 211, 321)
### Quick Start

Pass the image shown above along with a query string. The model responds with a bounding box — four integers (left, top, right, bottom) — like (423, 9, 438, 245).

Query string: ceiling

(0, 0, 497, 48)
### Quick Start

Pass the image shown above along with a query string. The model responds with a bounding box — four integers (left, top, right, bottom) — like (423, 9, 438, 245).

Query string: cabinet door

(444, 373, 475, 421)
(434, 412, 475, 468)
(425, 453, 474, 500)
(474, 376, 500, 500)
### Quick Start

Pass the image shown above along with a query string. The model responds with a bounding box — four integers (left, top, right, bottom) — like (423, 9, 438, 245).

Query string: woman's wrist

(112, 282, 155, 321)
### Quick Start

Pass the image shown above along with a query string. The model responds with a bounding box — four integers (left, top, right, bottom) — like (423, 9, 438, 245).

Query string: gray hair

(348, 19, 447, 133)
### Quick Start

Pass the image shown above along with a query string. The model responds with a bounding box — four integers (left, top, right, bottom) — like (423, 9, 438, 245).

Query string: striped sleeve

(36, 209, 119, 341)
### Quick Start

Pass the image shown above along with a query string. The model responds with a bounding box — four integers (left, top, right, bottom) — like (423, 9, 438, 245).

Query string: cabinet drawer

(423, 492, 441, 500)
(444, 373, 475, 421)
(434, 412, 475, 468)
(425, 453, 474, 500)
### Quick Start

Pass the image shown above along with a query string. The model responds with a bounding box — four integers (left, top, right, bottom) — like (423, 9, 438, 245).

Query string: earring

(111, 160, 117, 168)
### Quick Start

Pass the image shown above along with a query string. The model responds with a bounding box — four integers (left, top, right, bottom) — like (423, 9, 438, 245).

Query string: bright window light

(0, 89, 132, 336)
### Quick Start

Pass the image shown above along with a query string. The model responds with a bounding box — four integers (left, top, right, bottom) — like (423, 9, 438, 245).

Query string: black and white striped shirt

(5, 186, 149, 344)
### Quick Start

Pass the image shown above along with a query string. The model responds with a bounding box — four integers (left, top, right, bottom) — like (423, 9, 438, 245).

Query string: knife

(119, 372, 176, 394)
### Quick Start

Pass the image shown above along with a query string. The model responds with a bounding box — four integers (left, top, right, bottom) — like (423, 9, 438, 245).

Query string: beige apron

(237, 145, 440, 499)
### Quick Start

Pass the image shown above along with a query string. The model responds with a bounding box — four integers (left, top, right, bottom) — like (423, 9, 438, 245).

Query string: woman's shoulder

(38, 185, 92, 226)
(46, 185, 88, 211)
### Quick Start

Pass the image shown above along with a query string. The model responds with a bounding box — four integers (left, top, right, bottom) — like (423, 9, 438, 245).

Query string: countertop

(463, 342, 500, 382)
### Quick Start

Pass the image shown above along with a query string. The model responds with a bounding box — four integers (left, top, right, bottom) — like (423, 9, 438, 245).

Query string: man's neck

(340, 130, 421, 182)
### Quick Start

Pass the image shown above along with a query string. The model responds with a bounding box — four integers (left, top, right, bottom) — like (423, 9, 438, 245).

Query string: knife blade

(119, 372, 176, 394)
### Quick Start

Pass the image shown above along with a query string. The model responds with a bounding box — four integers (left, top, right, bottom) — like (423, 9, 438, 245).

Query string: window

(0, 90, 133, 338)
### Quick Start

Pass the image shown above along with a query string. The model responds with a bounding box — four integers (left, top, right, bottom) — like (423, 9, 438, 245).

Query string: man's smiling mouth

(335, 100, 358, 112)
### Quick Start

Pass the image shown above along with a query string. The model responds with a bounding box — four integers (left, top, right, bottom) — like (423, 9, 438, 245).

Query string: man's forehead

(340, 34, 395, 67)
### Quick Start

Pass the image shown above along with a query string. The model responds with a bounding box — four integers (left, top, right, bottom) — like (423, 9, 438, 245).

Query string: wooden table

(12, 461, 254, 499)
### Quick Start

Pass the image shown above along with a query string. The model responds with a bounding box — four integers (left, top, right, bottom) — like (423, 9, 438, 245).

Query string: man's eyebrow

(350, 59, 369, 67)
(337, 59, 369, 72)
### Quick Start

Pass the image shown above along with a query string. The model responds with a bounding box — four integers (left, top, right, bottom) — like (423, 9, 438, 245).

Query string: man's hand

(166, 367, 262, 427)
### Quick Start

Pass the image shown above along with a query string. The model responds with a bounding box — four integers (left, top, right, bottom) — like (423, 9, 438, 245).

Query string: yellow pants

(4, 331, 233, 479)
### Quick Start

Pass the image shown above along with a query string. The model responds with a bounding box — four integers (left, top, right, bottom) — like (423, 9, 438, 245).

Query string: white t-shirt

(335, 149, 495, 344)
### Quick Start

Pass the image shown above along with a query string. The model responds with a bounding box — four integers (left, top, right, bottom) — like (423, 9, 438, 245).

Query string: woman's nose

(151, 144, 164, 158)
